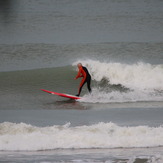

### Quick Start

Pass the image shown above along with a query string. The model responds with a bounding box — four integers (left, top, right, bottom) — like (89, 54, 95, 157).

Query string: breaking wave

(0, 122, 163, 151)
(73, 60, 163, 103)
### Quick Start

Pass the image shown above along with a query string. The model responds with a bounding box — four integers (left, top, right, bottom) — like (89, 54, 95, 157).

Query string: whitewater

(1, 122, 163, 151)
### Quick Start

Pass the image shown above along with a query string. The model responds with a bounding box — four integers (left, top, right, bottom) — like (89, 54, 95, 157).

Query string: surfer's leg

(76, 78, 86, 96)
(87, 76, 92, 93)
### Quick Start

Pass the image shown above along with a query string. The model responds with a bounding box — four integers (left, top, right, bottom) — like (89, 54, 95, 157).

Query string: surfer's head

(77, 63, 82, 68)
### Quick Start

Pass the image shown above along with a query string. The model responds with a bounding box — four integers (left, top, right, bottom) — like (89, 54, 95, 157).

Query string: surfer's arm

(75, 68, 83, 79)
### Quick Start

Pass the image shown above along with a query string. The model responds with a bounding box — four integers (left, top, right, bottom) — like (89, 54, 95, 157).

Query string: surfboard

(41, 89, 81, 100)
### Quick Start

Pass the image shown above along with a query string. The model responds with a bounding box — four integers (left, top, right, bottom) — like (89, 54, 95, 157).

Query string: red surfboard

(41, 89, 81, 100)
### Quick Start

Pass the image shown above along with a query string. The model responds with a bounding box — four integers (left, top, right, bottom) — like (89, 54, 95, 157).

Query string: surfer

(74, 63, 92, 96)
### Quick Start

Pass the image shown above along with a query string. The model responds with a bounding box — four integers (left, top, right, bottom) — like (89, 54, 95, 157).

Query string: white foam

(0, 122, 163, 151)
(79, 88, 163, 103)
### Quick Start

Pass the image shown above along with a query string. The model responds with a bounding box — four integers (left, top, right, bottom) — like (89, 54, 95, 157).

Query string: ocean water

(0, 0, 163, 163)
